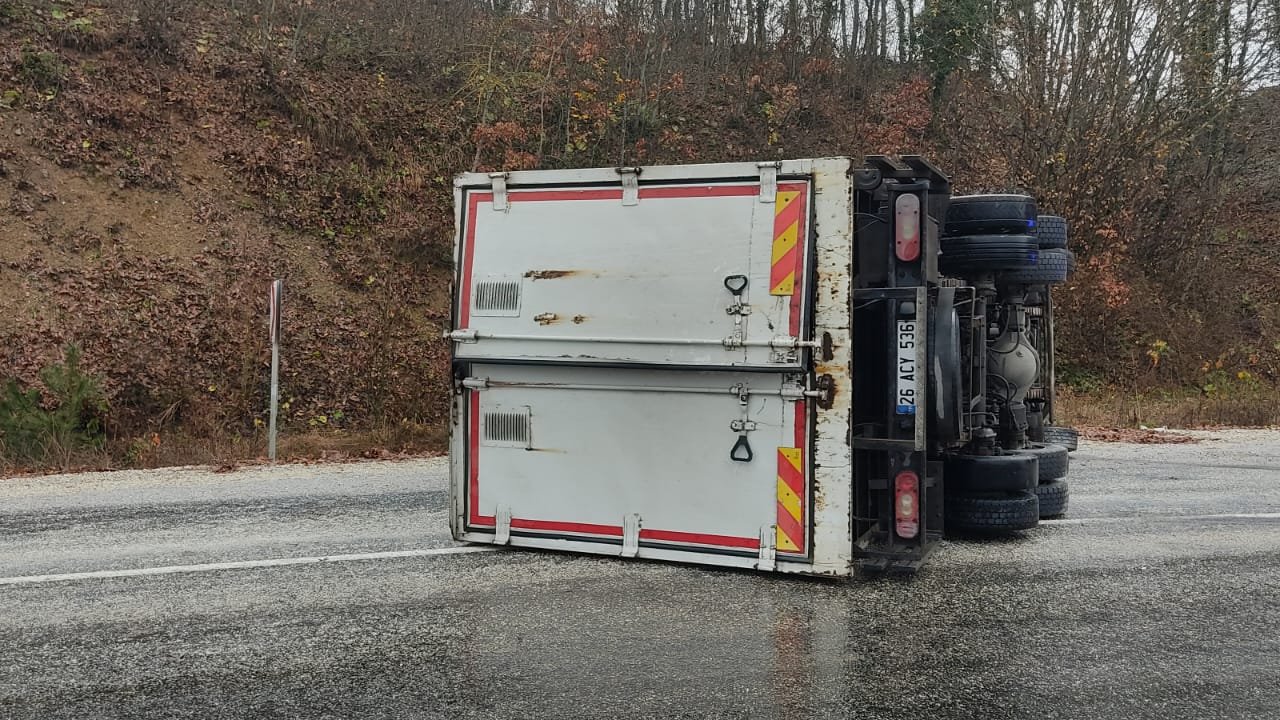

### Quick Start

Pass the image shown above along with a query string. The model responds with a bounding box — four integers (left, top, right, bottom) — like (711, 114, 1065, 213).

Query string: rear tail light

(894, 193, 921, 262)
(895, 470, 920, 539)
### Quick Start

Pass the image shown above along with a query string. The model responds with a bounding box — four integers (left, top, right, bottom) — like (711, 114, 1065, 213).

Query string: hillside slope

(1, 4, 455, 463)
(1, 1, 1276, 468)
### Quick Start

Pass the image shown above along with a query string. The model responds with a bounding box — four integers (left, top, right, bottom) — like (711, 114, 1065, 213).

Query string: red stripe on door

(468, 390, 493, 526)
(512, 518, 624, 536)
(458, 191, 489, 329)
(639, 529, 760, 549)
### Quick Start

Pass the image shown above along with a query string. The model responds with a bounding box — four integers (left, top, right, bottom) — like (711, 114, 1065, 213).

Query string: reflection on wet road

(2, 431, 1278, 719)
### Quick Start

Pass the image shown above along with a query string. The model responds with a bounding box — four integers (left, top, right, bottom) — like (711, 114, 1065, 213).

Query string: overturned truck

(446, 156, 1079, 576)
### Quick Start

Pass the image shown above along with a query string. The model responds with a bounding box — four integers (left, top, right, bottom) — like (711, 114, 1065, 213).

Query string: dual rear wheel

(939, 197, 1078, 535)
(943, 443, 1070, 533)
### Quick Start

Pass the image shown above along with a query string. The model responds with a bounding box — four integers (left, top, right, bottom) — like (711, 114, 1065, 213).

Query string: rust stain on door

(524, 270, 579, 280)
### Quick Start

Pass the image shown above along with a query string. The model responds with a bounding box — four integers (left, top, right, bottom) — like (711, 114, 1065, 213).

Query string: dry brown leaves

(1077, 426, 1200, 444)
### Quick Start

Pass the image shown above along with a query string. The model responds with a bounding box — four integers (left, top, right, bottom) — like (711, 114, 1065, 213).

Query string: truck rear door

(454, 173, 811, 368)
(448, 161, 852, 574)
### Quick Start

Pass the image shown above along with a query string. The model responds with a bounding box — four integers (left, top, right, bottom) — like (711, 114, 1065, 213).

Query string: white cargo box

(450, 159, 857, 576)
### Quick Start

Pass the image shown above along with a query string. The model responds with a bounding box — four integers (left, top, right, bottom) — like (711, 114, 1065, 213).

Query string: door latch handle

(729, 419, 757, 462)
(723, 274, 748, 296)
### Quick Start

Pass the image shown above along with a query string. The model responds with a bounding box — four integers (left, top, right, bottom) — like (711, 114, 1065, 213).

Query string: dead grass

(1058, 387, 1280, 429)
(0, 422, 447, 478)
(1074, 426, 1199, 444)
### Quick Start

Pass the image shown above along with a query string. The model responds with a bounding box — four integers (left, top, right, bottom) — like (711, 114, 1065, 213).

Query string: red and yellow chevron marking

(776, 447, 805, 553)
(769, 189, 806, 296)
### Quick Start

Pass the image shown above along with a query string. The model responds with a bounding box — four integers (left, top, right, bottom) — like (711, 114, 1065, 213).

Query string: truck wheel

(939, 234, 1039, 275)
(998, 248, 1076, 285)
(944, 194, 1037, 236)
(1036, 215, 1069, 249)
(930, 287, 964, 446)
(1011, 442, 1068, 482)
(1033, 479, 1069, 518)
(946, 491, 1039, 533)
(1043, 425, 1079, 451)
(944, 453, 1038, 492)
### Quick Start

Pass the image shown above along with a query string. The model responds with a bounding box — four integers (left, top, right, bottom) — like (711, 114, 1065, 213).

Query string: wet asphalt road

(2, 431, 1279, 719)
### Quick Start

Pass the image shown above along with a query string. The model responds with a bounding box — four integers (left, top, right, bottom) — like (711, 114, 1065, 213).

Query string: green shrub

(1057, 363, 1107, 394)
(18, 47, 67, 90)
(0, 1, 24, 25)
(0, 345, 107, 465)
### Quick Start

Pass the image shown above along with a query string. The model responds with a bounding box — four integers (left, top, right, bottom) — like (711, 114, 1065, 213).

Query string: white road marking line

(1042, 512, 1280, 525)
(0, 546, 498, 587)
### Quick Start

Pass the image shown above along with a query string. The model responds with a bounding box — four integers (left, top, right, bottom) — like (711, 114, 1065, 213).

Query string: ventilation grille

(473, 278, 522, 316)
(482, 407, 531, 448)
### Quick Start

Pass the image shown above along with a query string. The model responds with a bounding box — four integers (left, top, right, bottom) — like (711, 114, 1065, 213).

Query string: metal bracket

(758, 526, 777, 571)
(757, 162, 780, 203)
(781, 379, 827, 401)
(618, 167, 640, 206)
(495, 507, 512, 545)
(769, 336, 817, 363)
(622, 514, 641, 558)
(729, 419, 759, 433)
(461, 377, 489, 390)
(770, 336, 821, 349)
(446, 329, 479, 343)
(488, 172, 510, 212)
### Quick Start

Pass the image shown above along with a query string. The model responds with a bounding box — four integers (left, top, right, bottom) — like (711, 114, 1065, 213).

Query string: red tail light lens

(895, 470, 920, 539)
(894, 193, 921, 262)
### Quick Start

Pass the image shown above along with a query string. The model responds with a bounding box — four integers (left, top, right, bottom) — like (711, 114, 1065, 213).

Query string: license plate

(896, 319, 917, 415)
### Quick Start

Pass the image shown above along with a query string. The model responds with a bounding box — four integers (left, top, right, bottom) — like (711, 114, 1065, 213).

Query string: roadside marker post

(268, 279, 283, 462)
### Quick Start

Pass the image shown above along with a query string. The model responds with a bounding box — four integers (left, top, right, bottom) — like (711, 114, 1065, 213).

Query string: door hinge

(758, 525, 777, 571)
(618, 166, 640, 206)
(446, 329, 479, 343)
(757, 161, 780, 203)
(622, 513, 641, 558)
(488, 172, 510, 211)
(495, 507, 512, 545)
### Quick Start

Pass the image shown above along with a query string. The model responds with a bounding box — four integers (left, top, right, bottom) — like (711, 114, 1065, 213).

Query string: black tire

(1036, 215, 1069, 249)
(1033, 479, 1069, 518)
(944, 194, 1037, 236)
(946, 491, 1039, 533)
(944, 453, 1038, 493)
(998, 248, 1076, 285)
(1011, 442, 1068, 482)
(1043, 425, 1079, 451)
(940, 234, 1039, 275)
(930, 287, 964, 445)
